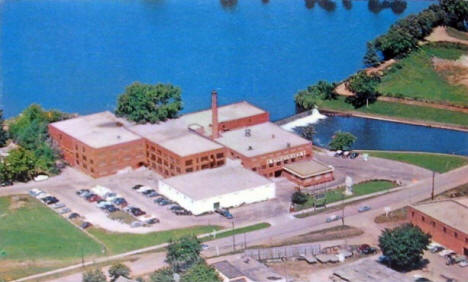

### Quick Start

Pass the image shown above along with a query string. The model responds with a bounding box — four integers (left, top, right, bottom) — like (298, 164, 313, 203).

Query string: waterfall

(281, 108, 327, 131)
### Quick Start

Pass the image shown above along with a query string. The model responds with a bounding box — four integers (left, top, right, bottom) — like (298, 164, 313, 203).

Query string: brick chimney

(211, 90, 220, 139)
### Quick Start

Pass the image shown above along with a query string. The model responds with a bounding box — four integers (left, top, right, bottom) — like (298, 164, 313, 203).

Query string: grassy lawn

(88, 225, 222, 254)
(201, 223, 270, 242)
(360, 151, 468, 173)
(297, 180, 397, 211)
(446, 27, 468, 41)
(376, 44, 468, 106)
(318, 96, 468, 127)
(0, 195, 103, 280)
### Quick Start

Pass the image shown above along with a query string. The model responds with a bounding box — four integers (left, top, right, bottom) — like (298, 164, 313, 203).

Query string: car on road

(326, 214, 341, 223)
(68, 212, 80, 219)
(358, 205, 371, 213)
(350, 152, 359, 159)
(81, 222, 92, 229)
(216, 209, 233, 219)
(52, 202, 66, 209)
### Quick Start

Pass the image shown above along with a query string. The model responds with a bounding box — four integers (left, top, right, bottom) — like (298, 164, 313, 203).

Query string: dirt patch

(8, 195, 31, 211)
(374, 206, 408, 224)
(0, 259, 77, 281)
(426, 26, 468, 45)
(432, 56, 468, 88)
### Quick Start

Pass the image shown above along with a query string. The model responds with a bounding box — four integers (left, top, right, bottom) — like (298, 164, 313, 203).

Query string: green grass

(88, 225, 222, 254)
(376, 44, 468, 106)
(201, 222, 271, 242)
(446, 27, 468, 41)
(318, 96, 468, 127)
(297, 180, 397, 210)
(0, 196, 102, 260)
(360, 151, 468, 173)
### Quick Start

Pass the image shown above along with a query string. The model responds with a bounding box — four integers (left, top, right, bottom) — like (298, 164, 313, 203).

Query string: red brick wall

(283, 170, 334, 187)
(219, 112, 269, 133)
(408, 206, 468, 255)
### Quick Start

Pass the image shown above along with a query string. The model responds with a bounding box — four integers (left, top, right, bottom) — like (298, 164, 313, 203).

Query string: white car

(52, 203, 65, 209)
(105, 193, 119, 202)
(326, 215, 342, 223)
(29, 189, 43, 197)
(97, 201, 112, 208)
(34, 174, 49, 182)
(137, 186, 152, 193)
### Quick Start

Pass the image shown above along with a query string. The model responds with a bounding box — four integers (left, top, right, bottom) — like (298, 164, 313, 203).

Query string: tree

(166, 236, 202, 273)
(329, 131, 357, 151)
(180, 262, 220, 282)
(82, 268, 107, 282)
(298, 125, 315, 141)
(295, 80, 337, 110)
(439, 0, 468, 29)
(0, 109, 8, 147)
(108, 263, 131, 281)
(363, 41, 381, 68)
(291, 191, 308, 205)
(150, 267, 175, 282)
(378, 224, 431, 271)
(345, 71, 380, 108)
(115, 82, 183, 124)
(1, 148, 37, 182)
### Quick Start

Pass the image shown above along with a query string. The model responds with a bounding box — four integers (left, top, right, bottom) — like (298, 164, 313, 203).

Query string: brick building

(283, 159, 334, 188)
(48, 112, 146, 178)
(408, 199, 468, 255)
(49, 91, 334, 186)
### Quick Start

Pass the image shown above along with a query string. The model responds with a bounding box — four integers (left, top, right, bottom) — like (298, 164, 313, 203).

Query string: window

(443, 227, 447, 233)
(90, 159, 94, 164)
(90, 168, 94, 173)
(431, 221, 435, 227)
(216, 153, 224, 159)
(269, 163, 274, 168)
(186, 167, 193, 173)
(82, 155, 87, 161)
(217, 160, 225, 166)
(261, 165, 266, 169)
(411, 212, 415, 217)
(421, 216, 425, 222)
(185, 160, 193, 166)
(454, 232, 458, 238)
(75, 145, 78, 150)
(201, 156, 209, 162)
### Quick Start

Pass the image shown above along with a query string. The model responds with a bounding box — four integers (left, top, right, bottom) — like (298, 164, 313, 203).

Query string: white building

(158, 163, 276, 215)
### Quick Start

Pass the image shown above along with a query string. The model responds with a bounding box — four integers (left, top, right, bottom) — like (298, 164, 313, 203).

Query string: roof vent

(286, 142, 291, 148)
(248, 145, 253, 150)
(245, 129, 251, 137)
(117, 135, 121, 139)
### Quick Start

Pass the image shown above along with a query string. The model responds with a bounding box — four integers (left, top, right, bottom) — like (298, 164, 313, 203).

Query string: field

(201, 222, 271, 242)
(361, 151, 468, 173)
(318, 96, 468, 128)
(296, 180, 397, 211)
(0, 195, 103, 280)
(88, 225, 222, 255)
(376, 44, 468, 106)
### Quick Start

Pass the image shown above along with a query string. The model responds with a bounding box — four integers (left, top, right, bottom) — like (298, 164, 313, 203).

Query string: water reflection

(262, 0, 270, 4)
(343, 0, 352, 10)
(220, 0, 238, 10)
(319, 0, 337, 12)
(368, 0, 407, 14)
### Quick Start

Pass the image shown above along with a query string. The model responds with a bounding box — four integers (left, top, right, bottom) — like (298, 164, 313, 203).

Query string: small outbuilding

(158, 163, 276, 215)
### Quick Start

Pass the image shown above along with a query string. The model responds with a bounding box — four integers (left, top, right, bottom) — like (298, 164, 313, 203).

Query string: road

(15, 163, 468, 281)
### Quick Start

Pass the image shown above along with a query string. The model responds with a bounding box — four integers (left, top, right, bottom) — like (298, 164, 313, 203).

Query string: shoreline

(275, 108, 468, 133)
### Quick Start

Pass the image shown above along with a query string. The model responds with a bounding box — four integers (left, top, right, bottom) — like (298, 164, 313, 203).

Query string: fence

(245, 244, 321, 261)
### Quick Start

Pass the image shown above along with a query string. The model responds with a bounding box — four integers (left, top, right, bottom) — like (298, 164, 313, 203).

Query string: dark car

(142, 189, 155, 195)
(158, 199, 170, 206)
(105, 205, 119, 213)
(216, 209, 233, 219)
(113, 197, 128, 207)
(174, 209, 192, 216)
(132, 184, 143, 190)
(132, 209, 146, 216)
(358, 244, 377, 255)
(43, 196, 59, 205)
(1, 180, 14, 187)
(169, 205, 183, 211)
(350, 152, 359, 159)
(68, 212, 80, 219)
(81, 222, 92, 229)
(76, 189, 89, 196)
(147, 191, 159, 198)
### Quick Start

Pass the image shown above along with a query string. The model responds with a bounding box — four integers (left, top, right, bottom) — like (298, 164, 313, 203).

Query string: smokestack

(211, 90, 220, 139)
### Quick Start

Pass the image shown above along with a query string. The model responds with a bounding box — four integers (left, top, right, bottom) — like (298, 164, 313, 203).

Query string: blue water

(313, 116, 468, 155)
(1, 0, 433, 120)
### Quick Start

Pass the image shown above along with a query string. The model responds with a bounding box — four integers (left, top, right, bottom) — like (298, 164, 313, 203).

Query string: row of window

(413, 212, 468, 243)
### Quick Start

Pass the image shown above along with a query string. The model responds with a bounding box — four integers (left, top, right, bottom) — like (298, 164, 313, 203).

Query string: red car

(87, 194, 102, 202)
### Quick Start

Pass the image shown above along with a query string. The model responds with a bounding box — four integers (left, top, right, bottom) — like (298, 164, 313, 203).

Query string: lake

(1, 0, 433, 120)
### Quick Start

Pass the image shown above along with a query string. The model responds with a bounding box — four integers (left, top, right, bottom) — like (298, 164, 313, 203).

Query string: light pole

(431, 171, 435, 201)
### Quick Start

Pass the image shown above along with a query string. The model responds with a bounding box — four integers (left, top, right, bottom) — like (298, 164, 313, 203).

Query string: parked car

(132, 184, 143, 190)
(52, 202, 66, 209)
(154, 197, 166, 204)
(158, 199, 170, 206)
(201, 244, 209, 250)
(105, 205, 119, 213)
(97, 201, 112, 209)
(141, 215, 160, 224)
(378, 255, 390, 265)
(216, 209, 233, 219)
(342, 151, 350, 158)
(76, 189, 89, 196)
(169, 205, 183, 211)
(429, 245, 444, 253)
(334, 150, 343, 157)
(68, 212, 80, 219)
(358, 205, 371, 213)
(142, 189, 155, 195)
(174, 209, 192, 216)
(112, 197, 128, 207)
(350, 152, 359, 159)
(86, 194, 102, 202)
(29, 189, 43, 197)
(81, 222, 92, 229)
(132, 209, 146, 216)
(43, 196, 59, 205)
(130, 221, 143, 228)
(326, 214, 341, 223)
(358, 244, 377, 255)
(105, 192, 119, 201)
(1, 180, 13, 187)
(59, 208, 71, 214)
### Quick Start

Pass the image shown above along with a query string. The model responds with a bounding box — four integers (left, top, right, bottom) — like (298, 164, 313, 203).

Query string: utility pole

(232, 221, 235, 251)
(431, 171, 435, 201)
(341, 193, 345, 226)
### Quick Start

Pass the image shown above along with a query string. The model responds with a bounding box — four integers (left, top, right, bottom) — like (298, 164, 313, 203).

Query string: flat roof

(411, 199, 468, 234)
(284, 159, 334, 178)
(215, 122, 310, 157)
(129, 119, 223, 157)
(180, 101, 266, 136)
(50, 112, 142, 149)
(161, 162, 273, 201)
(212, 260, 244, 279)
(333, 259, 412, 282)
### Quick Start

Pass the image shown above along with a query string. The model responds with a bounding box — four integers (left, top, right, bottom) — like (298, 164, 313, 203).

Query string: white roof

(50, 112, 142, 149)
(215, 122, 311, 157)
(129, 119, 223, 157)
(161, 163, 274, 201)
